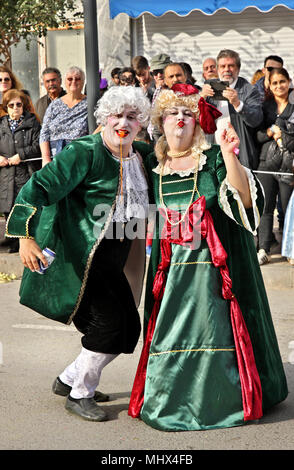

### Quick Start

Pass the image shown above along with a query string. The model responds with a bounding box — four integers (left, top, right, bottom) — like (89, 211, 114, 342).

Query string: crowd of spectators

(0, 50, 293, 265)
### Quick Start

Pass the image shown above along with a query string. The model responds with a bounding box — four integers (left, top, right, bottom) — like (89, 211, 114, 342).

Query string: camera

(205, 79, 229, 100)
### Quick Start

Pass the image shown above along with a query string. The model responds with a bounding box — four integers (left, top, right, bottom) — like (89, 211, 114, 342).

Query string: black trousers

(257, 172, 293, 253)
(73, 226, 141, 354)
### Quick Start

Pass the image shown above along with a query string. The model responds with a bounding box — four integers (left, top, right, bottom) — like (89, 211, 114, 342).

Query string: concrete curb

(0, 251, 293, 289)
(1, 217, 293, 288)
(0, 252, 24, 278)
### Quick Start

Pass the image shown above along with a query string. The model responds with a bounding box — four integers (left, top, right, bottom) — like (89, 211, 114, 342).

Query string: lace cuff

(219, 167, 262, 235)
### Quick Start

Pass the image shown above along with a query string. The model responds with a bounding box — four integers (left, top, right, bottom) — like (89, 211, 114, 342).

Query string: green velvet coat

(139, 145, 288, 431)
(6, 133, 152, 324)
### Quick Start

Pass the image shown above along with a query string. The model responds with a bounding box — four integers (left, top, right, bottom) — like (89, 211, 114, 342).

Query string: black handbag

(266, 140, 294, 185)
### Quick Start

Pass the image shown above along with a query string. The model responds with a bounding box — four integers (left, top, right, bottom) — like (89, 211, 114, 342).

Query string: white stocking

(59, 360, 77, 387)
(60, 347, 117, 399)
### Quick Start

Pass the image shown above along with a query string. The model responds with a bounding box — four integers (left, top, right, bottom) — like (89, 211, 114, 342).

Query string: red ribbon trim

(128, 196, 263, 421)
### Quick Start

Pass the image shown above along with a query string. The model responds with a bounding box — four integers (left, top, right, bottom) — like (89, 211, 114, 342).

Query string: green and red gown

(129, 144, 288, 431)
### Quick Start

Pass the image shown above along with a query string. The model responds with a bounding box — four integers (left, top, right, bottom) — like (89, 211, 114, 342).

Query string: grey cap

(150, 53, 172, 70)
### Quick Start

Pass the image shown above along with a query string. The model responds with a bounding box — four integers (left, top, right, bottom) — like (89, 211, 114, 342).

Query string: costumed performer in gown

(128, 84, 288, 431)
(5, 86, 152, 422)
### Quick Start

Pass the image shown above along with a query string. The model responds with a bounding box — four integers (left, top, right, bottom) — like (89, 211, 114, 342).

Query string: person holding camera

(201, 49, 263, 170)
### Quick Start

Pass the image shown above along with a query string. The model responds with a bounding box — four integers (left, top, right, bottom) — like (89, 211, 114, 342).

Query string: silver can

(37, 247, 56, 275)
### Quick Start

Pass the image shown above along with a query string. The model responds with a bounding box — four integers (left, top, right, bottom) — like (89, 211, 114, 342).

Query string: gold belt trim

(170, 261, 212, 266)
(163, 189, 194, 196)
(150, 348, 236, 356)
(162, 177, 195, 185)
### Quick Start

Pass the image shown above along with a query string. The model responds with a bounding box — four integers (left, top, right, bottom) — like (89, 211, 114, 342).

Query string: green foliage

(0, 0, 83, 64)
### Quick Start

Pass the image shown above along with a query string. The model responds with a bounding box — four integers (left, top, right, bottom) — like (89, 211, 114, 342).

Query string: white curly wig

(94, 86, 151, 128)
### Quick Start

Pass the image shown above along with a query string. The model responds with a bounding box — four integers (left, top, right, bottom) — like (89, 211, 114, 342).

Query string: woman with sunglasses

(0, 66, 23, 117)
(0, 65, 37, 117)
(0, 89, 41, 252)
(256, 67, 294, 265)
(40, 66, 88, 166)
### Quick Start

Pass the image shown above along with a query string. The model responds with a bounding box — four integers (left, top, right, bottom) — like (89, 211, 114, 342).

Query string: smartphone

(205, 79, 229, 100)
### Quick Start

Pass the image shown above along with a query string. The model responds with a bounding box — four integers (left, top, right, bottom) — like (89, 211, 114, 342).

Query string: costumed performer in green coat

(5, 86, 152, 422)
(128, 84, 288, 431)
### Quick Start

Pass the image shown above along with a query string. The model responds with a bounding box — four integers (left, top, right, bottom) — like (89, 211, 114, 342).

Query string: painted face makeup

(163, 106, 195, 134)
(106, 108, 141, 143)
(103, 107, 142, 157)
(162, 105, 196, 150)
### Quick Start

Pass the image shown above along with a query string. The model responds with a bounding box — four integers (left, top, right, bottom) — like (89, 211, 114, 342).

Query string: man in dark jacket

(201, 49, 263, 169)
(254, 55, 283, 101)
(35, 67, 66, 123)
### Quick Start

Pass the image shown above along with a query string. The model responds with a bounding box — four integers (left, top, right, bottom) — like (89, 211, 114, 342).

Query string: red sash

(128, 196, 263, 421)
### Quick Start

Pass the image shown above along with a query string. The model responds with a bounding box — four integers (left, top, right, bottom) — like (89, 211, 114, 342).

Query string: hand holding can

(37, 248, 56, 274)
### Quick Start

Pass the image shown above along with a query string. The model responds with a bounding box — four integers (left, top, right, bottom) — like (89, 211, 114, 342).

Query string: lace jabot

(109, 147, 149, 223)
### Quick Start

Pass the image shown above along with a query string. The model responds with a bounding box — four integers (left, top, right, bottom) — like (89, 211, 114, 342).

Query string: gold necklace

(159, 157, 200, 226)
(167, 148, 191, 158)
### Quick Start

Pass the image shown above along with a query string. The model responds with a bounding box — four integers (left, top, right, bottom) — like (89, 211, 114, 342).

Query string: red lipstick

(116, 129, 129, 138)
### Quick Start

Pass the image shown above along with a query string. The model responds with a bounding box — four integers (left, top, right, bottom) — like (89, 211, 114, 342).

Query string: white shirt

(214, 77, 244, 144)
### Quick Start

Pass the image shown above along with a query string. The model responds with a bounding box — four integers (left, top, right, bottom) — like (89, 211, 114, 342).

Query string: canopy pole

(83, 0, 100, 133)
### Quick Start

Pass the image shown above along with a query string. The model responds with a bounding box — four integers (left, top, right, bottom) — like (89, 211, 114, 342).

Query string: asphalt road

(0, 279, 294, 454)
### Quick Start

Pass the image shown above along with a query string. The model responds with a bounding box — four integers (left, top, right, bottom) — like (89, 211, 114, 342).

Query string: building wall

(38, 0, 131, 96)
(97, 0, 131, 76)
(11, 4, 294, 102)
(134, 6, 294, 84)
(11, 39, 39, 104)
(46, 28, 86, 82)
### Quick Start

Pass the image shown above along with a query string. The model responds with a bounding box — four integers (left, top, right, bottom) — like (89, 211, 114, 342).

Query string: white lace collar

(152, 151, 207, 176)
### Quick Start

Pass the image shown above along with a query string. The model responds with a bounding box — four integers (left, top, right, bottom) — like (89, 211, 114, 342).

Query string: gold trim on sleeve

(5, 203, 37, 239)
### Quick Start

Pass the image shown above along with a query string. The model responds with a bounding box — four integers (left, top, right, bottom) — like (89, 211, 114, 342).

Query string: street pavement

(0, 279, 294, 452)
(0, 217, 294, 453)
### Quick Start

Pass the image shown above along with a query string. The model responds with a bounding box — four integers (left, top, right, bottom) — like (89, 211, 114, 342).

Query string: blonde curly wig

(152, 89, 210, 162)
(152, 89, 200, 130)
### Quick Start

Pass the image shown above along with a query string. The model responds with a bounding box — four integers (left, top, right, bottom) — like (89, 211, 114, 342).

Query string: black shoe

(65, 396, 107, 422)
(52, 376, 109, 402)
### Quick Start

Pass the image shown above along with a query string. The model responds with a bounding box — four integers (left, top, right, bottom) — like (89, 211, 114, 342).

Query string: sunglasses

(0, 77, 11, 83)
(67, 77, 81, 82)
(8, 102, 23, 109)
(120, 76, 135, 83)
(152, 69, 164, 76)
(266, 66, 280, 72)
